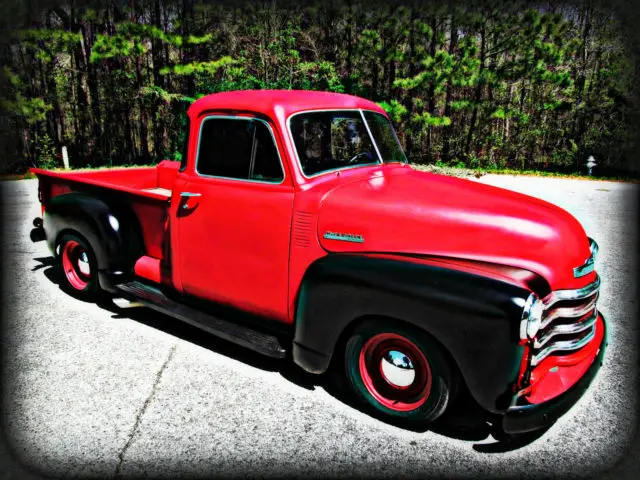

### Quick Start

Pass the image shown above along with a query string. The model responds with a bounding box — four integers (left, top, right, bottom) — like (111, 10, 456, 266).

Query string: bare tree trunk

(465, 21, 486, 159)
(425, 16, 438, 157)
(442, 14, 458, 163)
(152, 0, 165, 159)
(405, 8, 417, 157)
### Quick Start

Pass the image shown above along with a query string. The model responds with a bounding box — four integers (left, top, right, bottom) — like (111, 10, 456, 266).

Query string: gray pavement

(1, 175, 638, 478)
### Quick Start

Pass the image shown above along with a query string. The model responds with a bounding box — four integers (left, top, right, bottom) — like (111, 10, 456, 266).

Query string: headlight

(520, 293, 544, 340)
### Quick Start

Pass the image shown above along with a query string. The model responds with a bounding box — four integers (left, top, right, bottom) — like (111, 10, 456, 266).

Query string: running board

(115, 281, 287, 359)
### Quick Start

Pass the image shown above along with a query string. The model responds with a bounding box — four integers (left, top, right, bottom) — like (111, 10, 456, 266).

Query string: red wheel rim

(61, 240, 92, 290)
(358, 333, 432, 412)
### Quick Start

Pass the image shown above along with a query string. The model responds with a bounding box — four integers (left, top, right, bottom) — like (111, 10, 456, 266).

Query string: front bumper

(502, 312, 607, 434)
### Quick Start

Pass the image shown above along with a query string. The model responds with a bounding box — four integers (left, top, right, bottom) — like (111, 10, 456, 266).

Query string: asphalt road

(1, 175, 638, 478)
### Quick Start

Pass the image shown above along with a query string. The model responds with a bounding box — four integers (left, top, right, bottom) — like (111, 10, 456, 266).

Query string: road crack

(114, 344, 176, 478)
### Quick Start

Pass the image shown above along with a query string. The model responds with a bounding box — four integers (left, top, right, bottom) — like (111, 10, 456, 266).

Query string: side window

(197, 118, 253, 179)
(251, 122, 284, 182)
(196, 117, 283, 182)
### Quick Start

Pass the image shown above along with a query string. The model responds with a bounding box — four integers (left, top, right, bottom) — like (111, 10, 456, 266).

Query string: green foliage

(17, 28, 82, 53)
(378, 100, 408, 123)
(298, 61, 344, 92)
(490, 107, 506, 119)
(412, 112, 452, 128)
(37, 133, 58, 169)
(91, 34, 145, 62)
(140, 86, 195, 104)
(2, 1, 637, 177)
(159, 57, 237, 76)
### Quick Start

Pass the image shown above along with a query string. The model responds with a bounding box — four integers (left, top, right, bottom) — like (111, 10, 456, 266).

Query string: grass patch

(0, 172, 37, 181)
(410, 163, 639, 183)
(411, 163, 485, 179)
(0, 163, 163, 180)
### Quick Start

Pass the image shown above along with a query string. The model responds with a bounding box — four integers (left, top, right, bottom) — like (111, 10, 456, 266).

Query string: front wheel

(57, 233, 100, 301)
(343, 319, 454, 425)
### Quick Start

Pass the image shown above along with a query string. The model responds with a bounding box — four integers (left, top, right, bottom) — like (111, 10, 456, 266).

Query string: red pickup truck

(30, 90, 606, 438)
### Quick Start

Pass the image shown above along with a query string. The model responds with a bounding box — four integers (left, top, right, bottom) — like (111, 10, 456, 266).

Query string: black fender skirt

(43, 192, 143, 290)
(293, 254, 532, 413)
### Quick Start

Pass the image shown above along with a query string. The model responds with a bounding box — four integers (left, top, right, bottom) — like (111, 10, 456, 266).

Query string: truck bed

(31, 160, 180, 202)
(32, 161, 180, 261)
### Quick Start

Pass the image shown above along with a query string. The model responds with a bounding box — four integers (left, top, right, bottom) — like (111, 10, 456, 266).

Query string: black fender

(43, 192, 144, 291)
(292, 254, 532, 413)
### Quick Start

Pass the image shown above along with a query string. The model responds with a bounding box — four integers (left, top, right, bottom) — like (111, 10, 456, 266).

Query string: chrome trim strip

(359, 109, 384, 164)
(534, 311, 598, 349)
(540, 293, 599, 329)
(541, 275, 601, 308)
(531, 325, 596, 366)
(519, 275, 601, 341)
(589, 237, 599, 261)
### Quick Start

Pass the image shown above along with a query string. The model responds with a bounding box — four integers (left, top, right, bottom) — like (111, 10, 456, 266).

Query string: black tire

(57, 233, 100, 301)
(343, 318, 453, 425)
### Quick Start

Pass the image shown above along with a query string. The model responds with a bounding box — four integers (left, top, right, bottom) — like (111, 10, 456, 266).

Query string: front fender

(293, 254, 532, 413)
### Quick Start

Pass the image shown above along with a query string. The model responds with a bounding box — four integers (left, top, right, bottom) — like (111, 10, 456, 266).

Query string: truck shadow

(33, 256, 548, 452)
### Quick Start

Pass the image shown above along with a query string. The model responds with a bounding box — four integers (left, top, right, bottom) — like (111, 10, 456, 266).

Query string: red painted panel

(134, 255, 162, 284)
(31, 168, 169, 202)
(188, 90, 386, 126)
(315, 166, 595, 291)
(130, 202, 167, 260)
(50, 183, 73, 198)
(175, 173, 294, 322)
(156, 160, 180, 190)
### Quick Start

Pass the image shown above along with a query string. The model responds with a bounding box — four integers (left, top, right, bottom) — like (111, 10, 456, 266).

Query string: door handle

(179, 191, 201, 210)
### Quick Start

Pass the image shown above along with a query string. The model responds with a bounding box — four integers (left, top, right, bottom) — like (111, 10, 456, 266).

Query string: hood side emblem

(323, 231, 365, 244)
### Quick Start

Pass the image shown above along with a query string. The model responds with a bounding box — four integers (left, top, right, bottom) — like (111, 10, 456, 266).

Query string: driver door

(176, 115, 294, 322)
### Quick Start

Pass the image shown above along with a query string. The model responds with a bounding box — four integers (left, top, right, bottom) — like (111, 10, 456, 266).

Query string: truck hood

(317, 168, 595, 290)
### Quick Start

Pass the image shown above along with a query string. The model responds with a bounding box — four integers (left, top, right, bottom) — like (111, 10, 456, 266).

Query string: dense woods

(1, 0, 638, 176)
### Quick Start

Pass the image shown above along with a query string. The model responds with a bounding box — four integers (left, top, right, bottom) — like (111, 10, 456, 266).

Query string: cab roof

(188, 89, 387, 119)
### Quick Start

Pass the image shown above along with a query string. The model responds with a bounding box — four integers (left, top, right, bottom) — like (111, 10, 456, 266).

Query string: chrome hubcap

(380, 350, 415, 388)
(77, 251, 90, 276)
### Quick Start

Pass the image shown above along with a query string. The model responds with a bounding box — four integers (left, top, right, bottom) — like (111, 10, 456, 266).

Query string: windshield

(289, 110, 407, 177)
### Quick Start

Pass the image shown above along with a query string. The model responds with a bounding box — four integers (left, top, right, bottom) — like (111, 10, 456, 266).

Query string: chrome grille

(529, 276, 600, 366)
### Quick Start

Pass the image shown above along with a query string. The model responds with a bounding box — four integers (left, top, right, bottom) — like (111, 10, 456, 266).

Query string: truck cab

(30, 90, 607, 439)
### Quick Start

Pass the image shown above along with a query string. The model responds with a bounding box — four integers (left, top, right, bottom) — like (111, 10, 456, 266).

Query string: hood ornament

(573, 238, 598, 278)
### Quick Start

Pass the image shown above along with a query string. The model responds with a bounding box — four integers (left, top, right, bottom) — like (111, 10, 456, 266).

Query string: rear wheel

(58, 233, 100, 301)
(343, 319, 454, 425)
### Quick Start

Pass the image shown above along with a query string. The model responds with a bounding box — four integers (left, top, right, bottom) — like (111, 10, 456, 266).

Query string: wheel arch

(330, 313, 461, 377)
(329, 312, 464, 405)
(44, 191, 144, 290)
(292, 253, 534, 413)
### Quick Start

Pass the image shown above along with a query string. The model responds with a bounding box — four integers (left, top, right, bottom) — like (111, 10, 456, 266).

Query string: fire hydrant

(586, 155, 596, 176)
